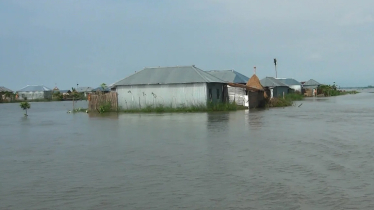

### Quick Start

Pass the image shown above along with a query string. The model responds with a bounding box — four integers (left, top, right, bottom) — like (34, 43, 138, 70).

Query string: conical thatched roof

(246, 74, 264, 91)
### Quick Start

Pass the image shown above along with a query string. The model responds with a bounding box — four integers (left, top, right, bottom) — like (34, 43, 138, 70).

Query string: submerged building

(260, 77, 289, 98)
(206, 70, 250, 105)
(275, 78, 302, 93)
(17, 85, 52, 100)
(112, 65, 227, 109)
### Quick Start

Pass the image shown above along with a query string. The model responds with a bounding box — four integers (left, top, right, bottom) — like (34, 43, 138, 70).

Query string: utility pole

(274, 58, 277, 78)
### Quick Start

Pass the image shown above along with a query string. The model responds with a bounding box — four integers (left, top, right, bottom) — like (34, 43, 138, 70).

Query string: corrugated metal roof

(276, 78, 301, 86)
(92, 86, 111, 92)
(206, 70, 249, 83)
(113, 65, 225, 86)
(0, 86, 13, 92)
(304, 79, 321, 86)
(76, 87, 93, 92)
(260, 77, 288, 87)
(17, 85, 51, 92)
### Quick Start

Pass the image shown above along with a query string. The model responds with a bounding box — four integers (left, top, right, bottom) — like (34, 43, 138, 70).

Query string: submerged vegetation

(20, 101, 31, 116)
(266, 93, 304, 108)
(318, 84, 359, 96)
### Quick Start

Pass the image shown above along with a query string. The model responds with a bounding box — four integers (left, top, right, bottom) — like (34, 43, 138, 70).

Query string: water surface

(1, 93, 374, 210)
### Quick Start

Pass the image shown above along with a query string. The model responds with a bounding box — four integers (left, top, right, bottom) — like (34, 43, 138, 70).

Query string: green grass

(120, 102, 243, 113)
(284, 93, 304, 101)
(266, 93, 304, 108)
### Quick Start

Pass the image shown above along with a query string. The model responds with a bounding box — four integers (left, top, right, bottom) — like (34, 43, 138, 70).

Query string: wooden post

(283, 92, 285, 99)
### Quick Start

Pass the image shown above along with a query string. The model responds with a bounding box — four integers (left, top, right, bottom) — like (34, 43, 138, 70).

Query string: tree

(100, 83, 107, 91)
(20, 102, 31, 116)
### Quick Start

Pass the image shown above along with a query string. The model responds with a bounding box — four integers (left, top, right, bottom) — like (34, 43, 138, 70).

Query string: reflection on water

(1, 93, 374, 209)
(245, 109, 264, 129)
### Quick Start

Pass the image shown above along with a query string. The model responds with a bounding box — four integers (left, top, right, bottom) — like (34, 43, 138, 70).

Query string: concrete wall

(116, 83, 209, 109)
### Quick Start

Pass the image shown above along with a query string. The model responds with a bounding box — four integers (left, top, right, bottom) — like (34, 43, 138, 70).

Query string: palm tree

(20, 102, 31, 116)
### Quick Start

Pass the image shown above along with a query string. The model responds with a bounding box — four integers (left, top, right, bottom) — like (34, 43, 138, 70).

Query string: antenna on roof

(254, 66, 256, 75)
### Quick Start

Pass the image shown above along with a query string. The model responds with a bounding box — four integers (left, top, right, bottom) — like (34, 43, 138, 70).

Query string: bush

(98, 102, 112, 113)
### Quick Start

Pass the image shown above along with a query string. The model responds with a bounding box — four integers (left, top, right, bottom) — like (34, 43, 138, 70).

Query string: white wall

(289, 85, 302, 92)
(227, 85, 246, 105)
(116, 83, 208, 109)
(18, 91, 44, 100)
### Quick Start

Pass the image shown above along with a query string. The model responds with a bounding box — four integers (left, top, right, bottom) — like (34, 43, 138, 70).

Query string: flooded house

(246, 74, 265, 108)
(16, 85, 52, 100)
(275, 78, 302, 93)
(302, 79, 321, 96)
(206, 70, 249, 105)
(260, 77, 289, 98)
(112, 65, 228, 109)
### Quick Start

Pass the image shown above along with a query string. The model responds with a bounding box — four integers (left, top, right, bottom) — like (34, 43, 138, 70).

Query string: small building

(0, 86, 13, 102)
(303, 79, 321, 90)
(275, 78, 302, 93)
(246, 74, 265, 108)
(17, 85, 52, 100)
(302, 79, 321, 96)
(260, 77, 289, 98)
(76, 87, 93, 97)
(92, 86, 111, 93)
(0, 86, 13, 93)
(112, 65, 227, 109)
(206, 70, 250, 105)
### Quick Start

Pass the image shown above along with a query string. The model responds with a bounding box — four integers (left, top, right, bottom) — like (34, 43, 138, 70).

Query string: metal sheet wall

(227, 85, 246, 105)
(116, 83, 208, 109)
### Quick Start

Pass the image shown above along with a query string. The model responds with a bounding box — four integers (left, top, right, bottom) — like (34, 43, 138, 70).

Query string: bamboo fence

(88, 91, 118, 112)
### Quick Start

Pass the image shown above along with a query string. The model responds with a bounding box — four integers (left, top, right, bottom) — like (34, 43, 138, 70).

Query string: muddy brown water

(1, 92, 374, 210)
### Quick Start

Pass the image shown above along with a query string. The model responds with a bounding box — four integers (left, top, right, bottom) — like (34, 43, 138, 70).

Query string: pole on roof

(254, 66, 256, 75)
(274, 58, 277, 78)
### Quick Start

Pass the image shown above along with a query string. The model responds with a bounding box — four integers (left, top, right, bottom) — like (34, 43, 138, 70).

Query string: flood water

(1, 92, 374, 210)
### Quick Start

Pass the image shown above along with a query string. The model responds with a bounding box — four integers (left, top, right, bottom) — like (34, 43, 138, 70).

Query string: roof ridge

(194, 66, 226, 83)
(145, 65, 194, 69)
(192, 66, 210, 83)
(111, 68, 146, 87)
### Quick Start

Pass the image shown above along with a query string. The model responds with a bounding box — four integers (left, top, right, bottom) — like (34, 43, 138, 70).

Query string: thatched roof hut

(246, 74, 264, 91)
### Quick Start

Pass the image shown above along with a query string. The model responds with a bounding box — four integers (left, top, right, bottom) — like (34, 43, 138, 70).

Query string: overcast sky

(1, 0, 373, 90)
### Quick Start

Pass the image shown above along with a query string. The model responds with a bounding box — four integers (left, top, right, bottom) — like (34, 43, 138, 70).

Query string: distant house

(112, 65, 227, 109)
(17, 85, 52, 100)
(0, 86, 13, 93)
(206, 70, 250, 105)
(92, 86, 111, 93)
(303, 79, 321, 90)
(0, 86, 13, 102)
(260, 77, 289, 98)
(275, 78, 302, 93)
(76, 87, 93, 97)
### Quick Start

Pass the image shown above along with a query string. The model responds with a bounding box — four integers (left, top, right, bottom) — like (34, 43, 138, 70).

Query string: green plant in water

(98, 102, 111, 113)
(20, 101, 31, 116)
